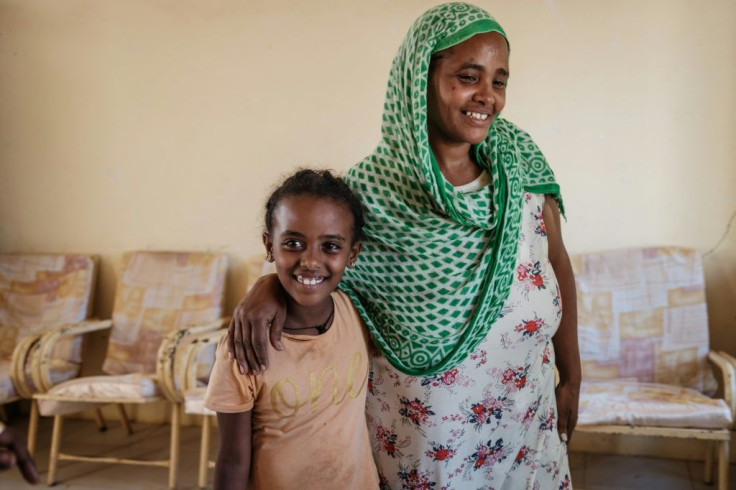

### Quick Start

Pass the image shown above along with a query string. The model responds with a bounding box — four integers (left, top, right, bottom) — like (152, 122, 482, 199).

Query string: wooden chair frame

(180, 328, 227, 489)
(34, 318, 227, 489)
(9, 320, 112, 456)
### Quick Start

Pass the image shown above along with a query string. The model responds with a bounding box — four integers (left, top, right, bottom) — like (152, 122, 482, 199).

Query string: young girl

(204, 169, 378, 489)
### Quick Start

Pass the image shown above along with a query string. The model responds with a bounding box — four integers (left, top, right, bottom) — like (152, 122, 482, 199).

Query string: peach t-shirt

(204, 291, 378, 489)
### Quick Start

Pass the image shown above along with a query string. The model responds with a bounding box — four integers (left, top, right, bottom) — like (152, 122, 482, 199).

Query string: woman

(229, 3, 580, 488)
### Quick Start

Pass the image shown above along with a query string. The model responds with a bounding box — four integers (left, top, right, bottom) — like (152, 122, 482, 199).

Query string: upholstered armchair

(572, 247, 734, 490)
(34, 251, 228, 489)
(0, 253, 98, 455)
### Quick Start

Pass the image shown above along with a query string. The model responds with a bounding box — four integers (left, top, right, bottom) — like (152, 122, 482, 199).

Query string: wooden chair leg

(198, 415, 211, 489)
(717, 440, 729, 490)
(704, 440, 714, 484)
(168, 403, 181, 490)
(93, 408, 107, 432)
(27, 399, 40, 457)
(117, 403, 133, 435)
(47, 415, 64, 486)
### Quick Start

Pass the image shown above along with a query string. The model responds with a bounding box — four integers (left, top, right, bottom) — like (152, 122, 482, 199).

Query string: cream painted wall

(1, 0, 735, 432)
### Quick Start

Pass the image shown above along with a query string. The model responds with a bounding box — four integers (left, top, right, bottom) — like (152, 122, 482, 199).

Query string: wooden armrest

(710, 350, 736, 424)
(27, 320, 113, 394)
(9, 332, 45, 398)
(180, 328, 228, 393)
(156, 318, 230, 402)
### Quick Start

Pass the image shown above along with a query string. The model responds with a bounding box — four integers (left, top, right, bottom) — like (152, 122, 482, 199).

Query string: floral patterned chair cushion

(579, 380, 732, 429)
(0, 254, 97, 400)
(39, 374, 159, 416)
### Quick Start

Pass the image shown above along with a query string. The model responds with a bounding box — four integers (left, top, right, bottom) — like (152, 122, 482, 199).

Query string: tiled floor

(0, 416, 732, 489)
(569, 451, 734, 490)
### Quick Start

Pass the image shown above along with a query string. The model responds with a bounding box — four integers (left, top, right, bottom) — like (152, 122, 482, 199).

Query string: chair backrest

(0, 254, 97, 363)
(572, 246, 715, 393)
(179, 254, 266, 392)
(103, 251, 227, 376)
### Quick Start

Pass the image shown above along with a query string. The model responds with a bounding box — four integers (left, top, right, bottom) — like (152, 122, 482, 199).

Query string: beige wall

(1, 0, 735, 428)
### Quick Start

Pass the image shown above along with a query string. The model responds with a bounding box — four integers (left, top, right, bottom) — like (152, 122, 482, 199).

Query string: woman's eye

(457, 74, 477, 83)
(493, 79, 508, 89)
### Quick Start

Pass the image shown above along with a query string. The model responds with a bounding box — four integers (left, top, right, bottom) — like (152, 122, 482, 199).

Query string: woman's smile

(463, 110, 491, 122)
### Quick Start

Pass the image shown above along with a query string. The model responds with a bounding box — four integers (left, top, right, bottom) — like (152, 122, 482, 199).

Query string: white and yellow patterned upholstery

(573, 246, 713, 392)
(37, 374, 160, 416)
(103, 252, 227, 376)
(579, 380, 731, 429)
(0, 253, 97, 402)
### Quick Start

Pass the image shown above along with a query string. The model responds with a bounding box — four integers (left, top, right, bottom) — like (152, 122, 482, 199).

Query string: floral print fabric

(367, 193, 571, 489)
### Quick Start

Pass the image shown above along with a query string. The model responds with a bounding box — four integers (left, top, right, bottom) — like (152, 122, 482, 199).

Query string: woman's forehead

(434, 31, 509, 69)
(440, 31, 508, 58)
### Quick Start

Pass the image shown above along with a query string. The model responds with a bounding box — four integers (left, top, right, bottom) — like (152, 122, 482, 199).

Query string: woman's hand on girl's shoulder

(227, 274, 287, 374)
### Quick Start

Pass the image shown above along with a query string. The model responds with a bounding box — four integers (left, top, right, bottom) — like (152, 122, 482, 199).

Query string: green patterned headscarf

(341, 2, 563, 376)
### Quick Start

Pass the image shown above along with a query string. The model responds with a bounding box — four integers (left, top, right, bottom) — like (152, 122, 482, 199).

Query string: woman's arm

(227, 274, 287, 374)
(214, 411, 252, 490)
(543, 195, 581, 442)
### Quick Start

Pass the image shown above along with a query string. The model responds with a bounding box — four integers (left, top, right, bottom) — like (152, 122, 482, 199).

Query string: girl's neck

(283, 296, 335, 336)
(430, 140, 481, 187)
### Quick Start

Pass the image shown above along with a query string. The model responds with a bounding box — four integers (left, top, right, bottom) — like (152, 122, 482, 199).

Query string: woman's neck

(431, 141, 482, 187)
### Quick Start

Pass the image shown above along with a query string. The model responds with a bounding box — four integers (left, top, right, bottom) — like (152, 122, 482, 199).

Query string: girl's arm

(214, 411, 252, 490)
(543, 195, 581, 442)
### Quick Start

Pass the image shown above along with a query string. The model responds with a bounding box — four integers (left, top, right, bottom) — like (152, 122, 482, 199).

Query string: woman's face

(427, 31, 509, 148)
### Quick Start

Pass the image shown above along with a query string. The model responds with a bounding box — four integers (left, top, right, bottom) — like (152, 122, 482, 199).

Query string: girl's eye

(493, 79, 508, 89)
(283, 239, 304, 249)
(322, 242, 342, 253)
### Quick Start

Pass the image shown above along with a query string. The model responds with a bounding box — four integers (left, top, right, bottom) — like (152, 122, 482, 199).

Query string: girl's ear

(262, 233, 274, 262)
(348, 241, 362, 268)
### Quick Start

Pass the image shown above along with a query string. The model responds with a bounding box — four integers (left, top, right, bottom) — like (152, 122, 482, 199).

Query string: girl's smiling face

(427, 31, 510, 148)
(263, 195, 361, 318)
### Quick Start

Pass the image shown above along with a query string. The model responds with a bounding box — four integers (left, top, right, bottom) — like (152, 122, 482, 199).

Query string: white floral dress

(366, 193, 571, 490)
